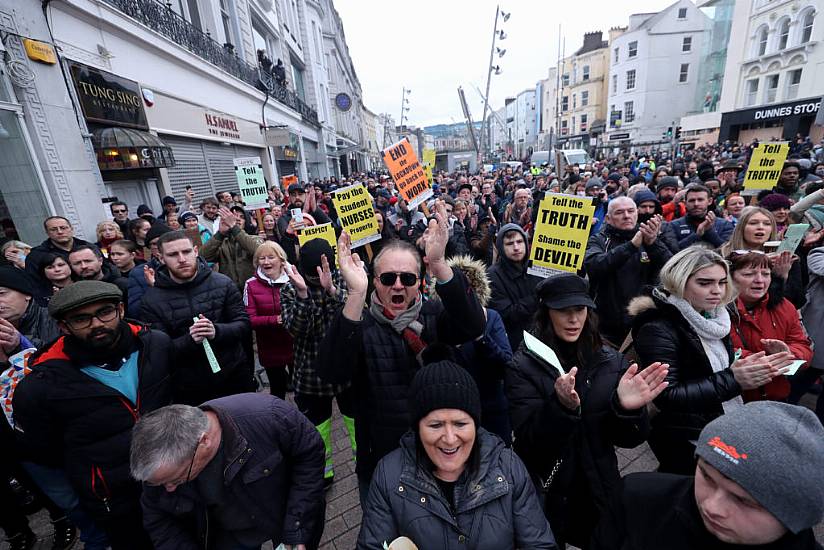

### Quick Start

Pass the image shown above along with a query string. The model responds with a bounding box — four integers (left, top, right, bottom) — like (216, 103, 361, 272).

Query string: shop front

(68, 61, 175, 214)
(719, 97, 822, 143)
(143, 90, 272, 205)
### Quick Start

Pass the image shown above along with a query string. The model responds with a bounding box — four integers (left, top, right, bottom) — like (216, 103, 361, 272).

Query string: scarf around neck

(663, 292, 743, 412)
(369, 291, 427, 358)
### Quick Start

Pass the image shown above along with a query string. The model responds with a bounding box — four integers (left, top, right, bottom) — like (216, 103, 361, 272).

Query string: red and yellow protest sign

(381, 138, 433, 209)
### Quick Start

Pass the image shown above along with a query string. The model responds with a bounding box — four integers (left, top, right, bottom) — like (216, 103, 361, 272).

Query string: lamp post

(479, 6, 508, 161)
(399, 87, 411, 135)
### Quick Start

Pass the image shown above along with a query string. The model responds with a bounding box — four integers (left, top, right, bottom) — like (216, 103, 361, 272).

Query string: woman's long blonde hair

(718, 206, 776, 257)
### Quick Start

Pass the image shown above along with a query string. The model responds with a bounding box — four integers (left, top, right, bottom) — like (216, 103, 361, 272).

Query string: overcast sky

(335, 0, 682, 128)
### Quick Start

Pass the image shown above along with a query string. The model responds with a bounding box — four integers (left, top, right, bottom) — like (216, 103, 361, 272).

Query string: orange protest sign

(381, 138, 433, 209)
(281, 174, 298, 191)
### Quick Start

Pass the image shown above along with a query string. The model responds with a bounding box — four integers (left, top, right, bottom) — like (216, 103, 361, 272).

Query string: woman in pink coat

(243, 241, 294, 398)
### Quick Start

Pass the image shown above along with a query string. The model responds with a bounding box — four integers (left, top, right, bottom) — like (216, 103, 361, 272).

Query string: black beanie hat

(299, 238, 334, 277)
(409, 360, 481, 428)
(0, 266, 35, 296)
(145, 223, 172, 244)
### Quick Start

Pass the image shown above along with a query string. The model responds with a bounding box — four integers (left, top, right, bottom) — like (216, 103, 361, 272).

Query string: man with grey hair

(131, 392, 325, 550)
(584, 196, 672, 345)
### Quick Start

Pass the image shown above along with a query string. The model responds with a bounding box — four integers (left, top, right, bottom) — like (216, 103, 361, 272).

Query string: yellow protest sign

(382, 138, 433, 209)
(298, 223, 338, 267)
(528, 193, 595, 277)
(743, 142, 790, 193)
(332, 183, 381, 248)
(422, 148, 436, 183)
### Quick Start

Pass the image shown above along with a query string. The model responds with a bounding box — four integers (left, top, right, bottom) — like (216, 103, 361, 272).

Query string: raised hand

(554, 367, 581, 411)
(696, 211, 716, 236)
(284, 262, 308, 299)
(731, 351, 775, 390)
(337, 231, 367, 295)
(144, 265, 156, 287)
(317, 253, 336, 296)
(0, 318, 21, 354)
(769, 250, 794, 280)
(424, 200, 450, 265)
(218, 206, 237, 234)
(617, 362, 669, 410)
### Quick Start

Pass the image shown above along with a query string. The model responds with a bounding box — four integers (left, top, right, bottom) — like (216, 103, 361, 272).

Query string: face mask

(576, 191, 586, 197)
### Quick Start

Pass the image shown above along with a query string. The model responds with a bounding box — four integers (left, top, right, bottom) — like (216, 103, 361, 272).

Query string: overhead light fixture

(493, 66, 502, 75)
(499, 30, 507, 40)
(501, 11, 511, 22)
(497, 48, 506, 57)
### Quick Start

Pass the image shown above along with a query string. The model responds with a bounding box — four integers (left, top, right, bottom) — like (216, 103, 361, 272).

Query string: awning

(92, 127, 175, 170)
(589, 119, 606, 134)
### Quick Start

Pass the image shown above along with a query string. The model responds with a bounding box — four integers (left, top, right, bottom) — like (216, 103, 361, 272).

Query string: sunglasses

(112, 209, 127, 214)
(377, 272, 418, 287)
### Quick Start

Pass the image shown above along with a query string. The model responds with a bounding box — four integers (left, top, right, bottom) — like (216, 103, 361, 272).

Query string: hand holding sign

(555, 367, 581, 410)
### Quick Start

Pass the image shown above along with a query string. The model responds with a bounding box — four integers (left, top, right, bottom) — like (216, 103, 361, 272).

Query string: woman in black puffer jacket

(506, 274, 667, 549)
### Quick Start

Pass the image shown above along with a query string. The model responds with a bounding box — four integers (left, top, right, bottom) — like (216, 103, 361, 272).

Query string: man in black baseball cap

(13, 280, 172, 549)
(278, 181, 332, 264)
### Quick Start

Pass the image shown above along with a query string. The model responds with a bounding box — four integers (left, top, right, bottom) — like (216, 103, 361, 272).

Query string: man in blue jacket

(669, 184, 734, 250)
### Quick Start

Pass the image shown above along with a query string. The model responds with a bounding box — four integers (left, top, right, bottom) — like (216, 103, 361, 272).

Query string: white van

(559, 149, 591, 168)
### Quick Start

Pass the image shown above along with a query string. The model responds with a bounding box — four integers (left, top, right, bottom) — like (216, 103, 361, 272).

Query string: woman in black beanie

(357, 360, 557, 550)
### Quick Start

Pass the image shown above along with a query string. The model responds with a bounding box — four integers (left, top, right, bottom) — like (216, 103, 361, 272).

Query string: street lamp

(399, 86, 412, 132)
(496, 48, 506, 57)
(480, 6, 510, 159)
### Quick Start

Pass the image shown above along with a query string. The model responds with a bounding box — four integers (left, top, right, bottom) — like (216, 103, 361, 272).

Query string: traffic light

(675, 126, 682, 139)
(666, 126, 673, 139)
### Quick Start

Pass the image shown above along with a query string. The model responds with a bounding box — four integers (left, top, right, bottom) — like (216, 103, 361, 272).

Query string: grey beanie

(48, 280, 123, 319)
(695, 402, 824, 534)
(585, 176, 603, 190)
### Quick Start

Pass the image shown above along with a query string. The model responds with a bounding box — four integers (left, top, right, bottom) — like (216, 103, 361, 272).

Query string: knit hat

(178, 211, 198, 224)
(585, 176, 603, 190)
(695, 402, 824, 534)
(634, 189, 659, 206)
(145, 223, 172, 244)
(299, 238, 334, 278)
(161, 195, 177, 206)
(48, 280, 123, 319)
(656, 176, 680, 192)
(697, 161, 715, 182)
(607, 172, 622, 183)
(408, 360, 481, 427)
(759, 193, 792, 212)
(0, 266, 35, 296)
(136, 204, 153, 216)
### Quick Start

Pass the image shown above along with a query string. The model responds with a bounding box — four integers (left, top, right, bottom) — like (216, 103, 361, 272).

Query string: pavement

(5, 395, 823, 549)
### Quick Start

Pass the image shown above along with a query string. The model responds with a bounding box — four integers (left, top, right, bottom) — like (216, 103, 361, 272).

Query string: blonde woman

(243, 240, 293, 398)
(1, 240, 32, 270)
(94, 220, 123, 257)
(629, 246, 793, 474)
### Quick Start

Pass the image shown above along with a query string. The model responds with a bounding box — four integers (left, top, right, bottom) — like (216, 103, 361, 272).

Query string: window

(614, 47, 619, 63)
(801, 11, 814, 44)
(765, 74, 779, 102)
(219, 0, 235, 46)
(757, 27, 768, 56)
(571, 116, 576, 132)
(624, 101, 635, 123)
(580, 114, 588, 132)
(292, 63, 306, 100)
(745, 78, 759, 106)
(583, 65, 590, 80)
(581, 90, 589, 106)
(785, 69, 801, 100)
(778, 19, 790, 50)
(628, 41, 638, 57)
(611, 74, 617, 94)
(561, 96, 569, 111)
(561, 120, 568, 134)
(626, 69, 636, 90)
(682, 36, 692, 52)
(573, 94, 577, 109)
(562, 73, 570, 86)
(678, 7, 687, 19)
(311, 21, 320, 58)
(679, 63, 689, 83)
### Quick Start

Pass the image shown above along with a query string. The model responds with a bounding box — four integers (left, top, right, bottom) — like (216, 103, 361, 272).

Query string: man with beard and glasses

(139, 231, 254, 405)
(278, 183, 332, 264)
(12, 281, 173, 549)
(585, 196, 673, 346)
(669, 184, 734, 250)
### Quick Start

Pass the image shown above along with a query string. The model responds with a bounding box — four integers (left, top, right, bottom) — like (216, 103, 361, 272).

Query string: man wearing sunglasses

(110, 201, 130, 235)
(13, 280, 173, 549)
(317, 200, 486, 504)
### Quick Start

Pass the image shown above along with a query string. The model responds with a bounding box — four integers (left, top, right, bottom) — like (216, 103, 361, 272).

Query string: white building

(537, 67, 558, 150)
(605, 0, 709, 150)
(489, 106, 507, 156)
(716, 0, 822, 143)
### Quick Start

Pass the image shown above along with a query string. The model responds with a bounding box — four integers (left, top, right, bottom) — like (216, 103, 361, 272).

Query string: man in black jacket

(278, 183, 332, 264)
(131, 393, 325, 550)
(68, 244, 130, 297)
(487, 222, 541, 351)
(317, 201, 485, 503)
(592, 402, 824, 550)
(139, 230, 254, 405)
(25, 216, 90, 288)
(12, 281, 173, 549)
(584, 196, 672, 346)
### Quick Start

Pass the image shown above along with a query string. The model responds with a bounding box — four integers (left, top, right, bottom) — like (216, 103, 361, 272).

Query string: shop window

(785, 69, 802, 100)
(778, 19, 790, 50)
(679, 63, 689, 83)
(624, 101, 635, 123)
(626, 69, 636, 90)
(801, 10, 815, 44)
(628, 41, 638, 58)
(765, 74, 779, 103)
(745, 78, 759, 106)
(682, 36, 692, 52)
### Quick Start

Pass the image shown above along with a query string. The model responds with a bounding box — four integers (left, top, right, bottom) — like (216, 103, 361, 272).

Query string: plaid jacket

(281, 272, 350, 396)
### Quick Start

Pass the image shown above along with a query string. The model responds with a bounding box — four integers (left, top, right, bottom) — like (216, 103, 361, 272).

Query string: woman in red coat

(726, 250, 813, 402)
(243, 240, 294, 398)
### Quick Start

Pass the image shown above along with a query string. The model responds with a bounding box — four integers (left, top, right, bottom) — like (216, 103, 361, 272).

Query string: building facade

(605, 0, 709, 151)
(717, 0, 822, 143)
(557, 31, 611, 150)
(537, 67, 558, 150)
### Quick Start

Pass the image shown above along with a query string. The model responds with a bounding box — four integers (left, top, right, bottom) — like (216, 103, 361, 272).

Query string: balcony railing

(100, 0, 320, 127)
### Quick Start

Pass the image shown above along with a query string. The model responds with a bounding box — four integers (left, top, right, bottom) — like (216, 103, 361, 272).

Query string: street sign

(234, 157, 268, 209)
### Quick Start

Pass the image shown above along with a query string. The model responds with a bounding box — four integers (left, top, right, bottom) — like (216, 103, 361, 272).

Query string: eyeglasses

(377, 272, 418, 287)
(112, 209, 127, 214)
(731, 249, 767, 256)
(64, 304, 119, 330)
(151, 435, 202, 489)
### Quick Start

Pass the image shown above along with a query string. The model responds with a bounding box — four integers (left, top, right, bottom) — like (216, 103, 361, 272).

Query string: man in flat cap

(12, 280, 173, 549)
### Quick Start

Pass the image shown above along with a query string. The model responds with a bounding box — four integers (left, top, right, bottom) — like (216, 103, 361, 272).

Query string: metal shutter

(162, 135, 213, 207)
(203, 142, 237, 196)
(233, 145, 266, 187)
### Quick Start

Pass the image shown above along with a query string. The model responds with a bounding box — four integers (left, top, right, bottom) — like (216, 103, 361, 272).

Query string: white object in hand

(193, 316, 221, 373)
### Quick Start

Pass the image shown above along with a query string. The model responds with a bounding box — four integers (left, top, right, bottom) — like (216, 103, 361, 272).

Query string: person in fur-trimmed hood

(447, 255, 514, 445)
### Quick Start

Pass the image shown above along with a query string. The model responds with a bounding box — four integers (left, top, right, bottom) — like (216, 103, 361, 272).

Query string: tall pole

(399, 87, 405, 134)
(479, 6, 500, 161)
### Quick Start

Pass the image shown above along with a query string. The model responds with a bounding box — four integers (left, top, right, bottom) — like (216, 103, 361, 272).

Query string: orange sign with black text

(381, 138, 433, 209)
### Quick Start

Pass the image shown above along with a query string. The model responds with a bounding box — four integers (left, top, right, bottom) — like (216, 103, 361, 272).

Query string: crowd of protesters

(0, 135, 824, 549)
